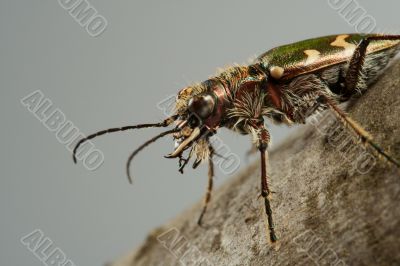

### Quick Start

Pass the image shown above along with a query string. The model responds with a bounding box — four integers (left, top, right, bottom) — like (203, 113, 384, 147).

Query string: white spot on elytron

(330, 34, 357, 57)
(270, 66, 284, 79)
(304, 49, 321, 65)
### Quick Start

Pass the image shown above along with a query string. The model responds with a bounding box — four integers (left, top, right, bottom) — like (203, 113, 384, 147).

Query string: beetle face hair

(175, 83, 208, 114)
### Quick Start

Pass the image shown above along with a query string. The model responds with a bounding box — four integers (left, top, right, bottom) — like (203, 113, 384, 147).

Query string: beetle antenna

(126, 128, 179, 184)
(73, 115, 178, 163)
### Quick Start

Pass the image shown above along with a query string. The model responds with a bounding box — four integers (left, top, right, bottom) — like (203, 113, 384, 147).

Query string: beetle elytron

(73, 33, 400, 243)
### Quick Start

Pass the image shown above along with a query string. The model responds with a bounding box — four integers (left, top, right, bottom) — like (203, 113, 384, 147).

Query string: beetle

(73, 33, 400, 243)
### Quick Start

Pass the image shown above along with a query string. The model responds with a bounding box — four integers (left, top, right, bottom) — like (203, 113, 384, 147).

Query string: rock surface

(110, 61, 400, 266)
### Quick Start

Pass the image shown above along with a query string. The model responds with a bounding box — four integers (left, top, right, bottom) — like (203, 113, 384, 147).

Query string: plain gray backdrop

(2, 1, 400, 265)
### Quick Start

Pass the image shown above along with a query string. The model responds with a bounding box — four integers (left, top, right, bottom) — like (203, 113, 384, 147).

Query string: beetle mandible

(73, 33, 400, 243)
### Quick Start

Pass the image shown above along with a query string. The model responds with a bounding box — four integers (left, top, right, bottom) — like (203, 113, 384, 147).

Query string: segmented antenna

(73, 116, 177, 163)
(126, 128, 179, 184)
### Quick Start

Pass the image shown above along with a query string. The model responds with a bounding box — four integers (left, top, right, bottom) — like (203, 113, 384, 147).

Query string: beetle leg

(197, 144, 215, 226)
(256, 125, 278, 243)
(345, 35, 400, 97)
(320, 95, 400, 168)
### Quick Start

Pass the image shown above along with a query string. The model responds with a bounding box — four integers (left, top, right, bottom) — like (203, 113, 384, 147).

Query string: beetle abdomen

(262, 43, 400, 125)
(258, 34, 400, 81)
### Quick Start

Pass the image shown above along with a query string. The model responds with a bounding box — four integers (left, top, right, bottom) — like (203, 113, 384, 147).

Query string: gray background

(2, 1, 400, 265)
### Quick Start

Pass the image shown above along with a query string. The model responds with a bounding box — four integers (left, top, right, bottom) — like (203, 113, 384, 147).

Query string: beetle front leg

(256, 125, 278, 243)
(197, 145, 215, 226)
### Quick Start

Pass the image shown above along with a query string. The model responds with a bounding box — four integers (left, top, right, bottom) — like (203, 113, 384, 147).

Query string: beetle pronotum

(73, 33, 400, 243)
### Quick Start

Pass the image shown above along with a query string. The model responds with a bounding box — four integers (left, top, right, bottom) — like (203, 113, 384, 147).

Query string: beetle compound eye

(188, 94, 215, 119)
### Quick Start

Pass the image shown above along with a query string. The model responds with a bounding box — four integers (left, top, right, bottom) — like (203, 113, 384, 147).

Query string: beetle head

(165, 93, 216, 158)
(166, 80, 229, 159)
(72, 81, 227, 182)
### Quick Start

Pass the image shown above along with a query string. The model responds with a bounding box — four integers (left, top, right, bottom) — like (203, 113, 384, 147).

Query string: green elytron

(73, 33, 400, 243)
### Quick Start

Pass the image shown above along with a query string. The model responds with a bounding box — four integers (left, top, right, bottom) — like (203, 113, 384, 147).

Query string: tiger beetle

(73, 33, 400, 243)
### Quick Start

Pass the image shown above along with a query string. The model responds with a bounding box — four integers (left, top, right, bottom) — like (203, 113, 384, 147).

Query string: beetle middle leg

(344, 35, 400, 97)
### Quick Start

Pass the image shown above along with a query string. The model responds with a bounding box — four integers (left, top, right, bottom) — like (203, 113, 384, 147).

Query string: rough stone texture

(110, 61, 400, 266)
